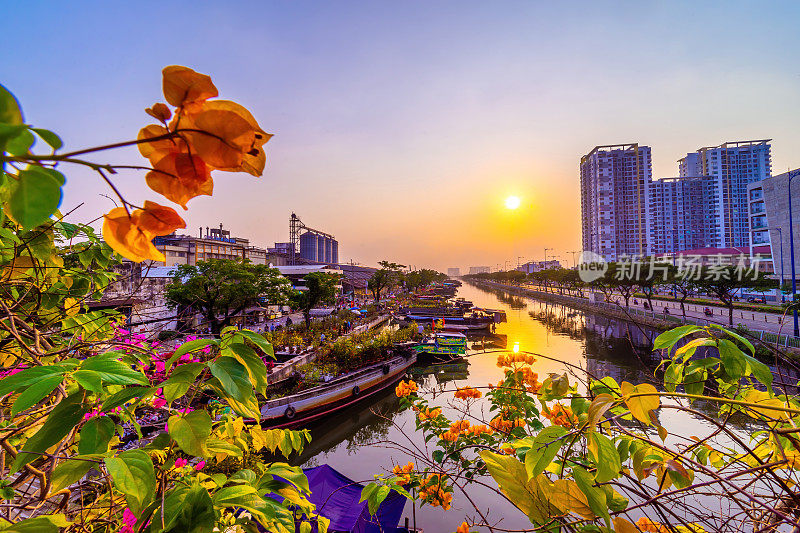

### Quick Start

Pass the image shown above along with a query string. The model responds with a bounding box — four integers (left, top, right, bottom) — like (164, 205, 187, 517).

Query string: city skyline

(4, 1, 800, 270)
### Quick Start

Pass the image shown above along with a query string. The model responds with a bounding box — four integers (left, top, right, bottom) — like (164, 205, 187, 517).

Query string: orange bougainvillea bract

(102, 203, 186, 262)
(103, 66, 271, 262)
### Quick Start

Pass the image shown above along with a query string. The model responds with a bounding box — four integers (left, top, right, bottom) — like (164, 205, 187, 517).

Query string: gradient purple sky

(4, 1, 800, 270)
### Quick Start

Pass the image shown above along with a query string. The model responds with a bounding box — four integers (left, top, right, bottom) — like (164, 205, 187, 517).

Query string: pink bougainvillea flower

(194, 460, 206, 471)
(153, 397, 167, 409)
(123, 508, 137, 526)
(174, 458, 188, 468)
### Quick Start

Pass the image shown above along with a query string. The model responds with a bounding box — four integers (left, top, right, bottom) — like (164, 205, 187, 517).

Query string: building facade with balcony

(580, 143, 652, 262)
(747, 169, 800, 283)
(679, 140, 771, 248)
(581, 140, 772, 262)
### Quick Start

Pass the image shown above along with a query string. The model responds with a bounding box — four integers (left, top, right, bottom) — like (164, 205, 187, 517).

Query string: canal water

(294, 282, 770, 531)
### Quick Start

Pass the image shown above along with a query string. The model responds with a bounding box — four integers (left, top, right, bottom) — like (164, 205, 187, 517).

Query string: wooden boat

(260, 352, 417, 428)
(412, 332, 467, 361)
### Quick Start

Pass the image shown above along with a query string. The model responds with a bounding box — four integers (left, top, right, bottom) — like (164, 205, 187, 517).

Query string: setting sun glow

(505, 196, 521, 210)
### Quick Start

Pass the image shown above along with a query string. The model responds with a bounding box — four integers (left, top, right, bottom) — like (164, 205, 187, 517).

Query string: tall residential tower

(580, 144, 652, 262)
(678, 140, 771, 248)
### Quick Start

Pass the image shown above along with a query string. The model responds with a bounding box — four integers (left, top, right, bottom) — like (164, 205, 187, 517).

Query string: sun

(505, 195, 521, 210)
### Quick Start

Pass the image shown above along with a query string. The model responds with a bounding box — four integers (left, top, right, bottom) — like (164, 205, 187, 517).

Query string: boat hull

(260, 354, 416, 428)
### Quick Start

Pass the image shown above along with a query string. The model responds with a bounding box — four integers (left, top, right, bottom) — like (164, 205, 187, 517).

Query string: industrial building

(290, 213, 339, 264)
(447, 268, 461, 277)
(150, 225, 275, 267)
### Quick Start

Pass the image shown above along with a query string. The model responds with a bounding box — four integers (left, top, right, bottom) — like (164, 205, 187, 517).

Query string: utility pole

(569, 251, 580, 268)
(544, 247, 552, 265)
(517, 256, 525, 268)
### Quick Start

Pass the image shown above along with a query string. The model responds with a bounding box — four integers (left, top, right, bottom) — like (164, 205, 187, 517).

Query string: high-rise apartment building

(678, 140, 771, 248)
(580, 144, 652, 261)
(648, 177, 713, 255)
(581, 140, 772, 260)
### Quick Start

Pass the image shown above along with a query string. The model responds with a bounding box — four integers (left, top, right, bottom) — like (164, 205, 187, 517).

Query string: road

(520, 283, 798, 337)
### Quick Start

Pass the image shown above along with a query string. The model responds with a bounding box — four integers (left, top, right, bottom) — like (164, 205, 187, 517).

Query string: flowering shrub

(0, 69, 330, 533)
(357, 323, 800, 533)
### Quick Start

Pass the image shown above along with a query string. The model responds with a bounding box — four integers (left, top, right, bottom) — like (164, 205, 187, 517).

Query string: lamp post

(788, 170, 800, 336)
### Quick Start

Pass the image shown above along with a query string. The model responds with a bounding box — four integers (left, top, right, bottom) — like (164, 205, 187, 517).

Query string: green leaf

(653, 325, 702, 351)
(7, 167, 63, 231)
(209, 356, 254, 405)
(101, 386, 155, 412)
(368, 485, 390, 516)
(718, 339, 745, 380)
(226, 343, 268, 395)
(167, 339, 218, 371)
(11, 392, 87, 473)
(6, 129, 34, 155)
(0, 366, 68, 396)
(479, 450, 551, 524)
(31, 128, 62, 151)
(172, 483, 215, 533)
(572, 466, 610, 525)
(235, 330, 275, 359)
(0, 514, 70, 533)
(73, 370, 103, 394)
(11, 374, 62, 415)
(264, 462, 310, 493)
(0, 84, 23, 125)
(104, 449, 155, 515)
(206, 438, 243, 457)
(588, 432, 621, 483)
(709, 324, 755, 355)
(663, 362, 683, 393)
(50, 457, 96, 493)
(168, 410, 212, 457)
(744, 354, 773, 394)
(586, 393, 615, 431)
(162, 362, 204, 403)
(79, 355, 148, 386)
(524, 425, 567, 479)
(212, 484, 262, 511)
(79, 416, 115, 454)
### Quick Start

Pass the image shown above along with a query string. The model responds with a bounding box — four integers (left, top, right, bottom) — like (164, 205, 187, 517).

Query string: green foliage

(0, 82, 332, 533)
(166, 259, 294, 335)
(289, 271, 340, 327)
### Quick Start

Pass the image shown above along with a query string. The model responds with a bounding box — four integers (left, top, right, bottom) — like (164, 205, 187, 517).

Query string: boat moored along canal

(260, 350, 417, 428)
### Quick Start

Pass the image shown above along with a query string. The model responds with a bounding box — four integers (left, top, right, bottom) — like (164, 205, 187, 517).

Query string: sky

(4, 1, 800, 271)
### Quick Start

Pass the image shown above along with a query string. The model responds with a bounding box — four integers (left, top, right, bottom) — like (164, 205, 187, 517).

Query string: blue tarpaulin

(267, 464, 408, 533)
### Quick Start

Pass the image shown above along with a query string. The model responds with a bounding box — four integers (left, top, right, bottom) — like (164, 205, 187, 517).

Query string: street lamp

(544, 247, 552, 264)
(788, 170, 800, 336)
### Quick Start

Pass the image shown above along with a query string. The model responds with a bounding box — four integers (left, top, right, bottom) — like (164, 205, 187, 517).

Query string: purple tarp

(266, 464, 408, 533)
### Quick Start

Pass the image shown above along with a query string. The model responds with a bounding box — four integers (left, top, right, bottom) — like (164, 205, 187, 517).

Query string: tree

(693, 264, 776, 325)
(368, 260, 405, 302)
(290, 271, 340, 327)
(404, 268, 446, 292)
(165, 259, 293, 335)
(635, 259, 671, 311)
(667, 264, 695, 318)
(0, 68, 329, 533)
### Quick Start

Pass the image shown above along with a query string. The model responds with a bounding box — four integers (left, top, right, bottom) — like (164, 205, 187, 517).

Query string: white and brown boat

(260, 351, 417, 428)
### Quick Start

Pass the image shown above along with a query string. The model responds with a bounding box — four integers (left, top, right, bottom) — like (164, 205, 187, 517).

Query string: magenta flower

(153, 397, 167, 409)
(122, 508, 137, 526)
(194, 460, 206, 471)
(174, 458, 188, 468)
